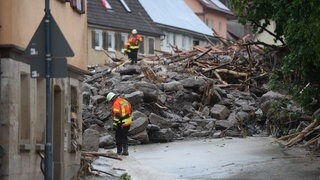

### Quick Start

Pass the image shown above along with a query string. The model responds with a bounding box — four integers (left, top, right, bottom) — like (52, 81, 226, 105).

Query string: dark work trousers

(126, 51, 132, 62)
(115, 125, 130, 154)
(131, 48, 138, 64)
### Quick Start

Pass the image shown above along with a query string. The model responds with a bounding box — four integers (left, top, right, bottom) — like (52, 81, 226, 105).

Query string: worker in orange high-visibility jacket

(106, 92, 132, 155)
(128, 29, 143, 64)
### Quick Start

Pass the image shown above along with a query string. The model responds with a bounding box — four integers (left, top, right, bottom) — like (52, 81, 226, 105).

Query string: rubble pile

(81, 36, 319, 152)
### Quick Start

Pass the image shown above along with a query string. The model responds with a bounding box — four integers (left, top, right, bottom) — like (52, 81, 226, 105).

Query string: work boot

(122, 144, 129, 156)
(116, 144, 122, 155)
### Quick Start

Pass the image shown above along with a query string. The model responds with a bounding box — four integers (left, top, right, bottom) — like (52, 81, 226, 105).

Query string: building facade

(0, 0, 87, 179)
(184, 0, 233, 39)
(87, 0, 162, 65)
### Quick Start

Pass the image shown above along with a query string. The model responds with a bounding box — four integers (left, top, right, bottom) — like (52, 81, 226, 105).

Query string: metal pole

(44, 0, 52, 179)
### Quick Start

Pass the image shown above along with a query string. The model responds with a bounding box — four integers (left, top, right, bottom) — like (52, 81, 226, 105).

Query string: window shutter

(103, 32, 108, 50)
(70, 0, 76, 8)
(91, 30, 95, 49)
(81, 0, 85, 13)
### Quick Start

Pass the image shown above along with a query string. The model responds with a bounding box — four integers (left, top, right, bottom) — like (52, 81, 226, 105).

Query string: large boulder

(129, 117, 149, 135)
(90, 95, 105, 105)
(134, 82, 159, 103)
(131, 130, 149, 144)
(99, 134, 115, 148)
(149, 113, 172, 128)
(259, 91, 286, 104)
(149, 128, 175, 142)
(210, 104, 230, 120)
(82, 129, 100, 151)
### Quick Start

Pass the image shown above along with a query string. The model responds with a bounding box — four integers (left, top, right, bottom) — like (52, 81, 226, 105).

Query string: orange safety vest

(128, 34, 142, 49)
(124, 42, 131, 53)
(112, 97, 132, 127)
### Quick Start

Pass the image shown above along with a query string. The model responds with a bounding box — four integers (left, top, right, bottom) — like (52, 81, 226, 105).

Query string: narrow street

(92, 136, 320, 180)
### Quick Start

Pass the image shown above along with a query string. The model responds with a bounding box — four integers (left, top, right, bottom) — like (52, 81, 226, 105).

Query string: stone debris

(78, 36, 320, 179)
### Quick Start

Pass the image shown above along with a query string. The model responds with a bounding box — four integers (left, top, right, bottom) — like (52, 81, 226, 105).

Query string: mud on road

(92, 136, 320, 180)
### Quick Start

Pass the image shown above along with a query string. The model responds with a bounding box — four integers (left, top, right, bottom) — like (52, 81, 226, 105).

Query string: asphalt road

(92, 136, 320, 180)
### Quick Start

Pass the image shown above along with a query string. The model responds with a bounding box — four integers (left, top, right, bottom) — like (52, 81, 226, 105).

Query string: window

(148, 38, 155, 54)
(101, 0, 112, 10)
(182, 35, 186, 50)
(70, 0, 85, 14)
(119, 0, 131, 12)
(139, 36, 145, 54)
(219, 22, 222, 32)
(121, 33, 128, 52)
(108, 31, 115, 51)
(93, 30, 103, 50)
(173, 34, 176, 45)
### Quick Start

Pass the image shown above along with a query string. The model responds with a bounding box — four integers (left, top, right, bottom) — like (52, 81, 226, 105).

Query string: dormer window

(101, 0, 112, 10)
(119, 0, 131, 12)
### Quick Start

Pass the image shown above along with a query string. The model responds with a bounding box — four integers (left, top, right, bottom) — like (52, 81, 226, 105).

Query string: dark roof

(87, 0, 163, 36)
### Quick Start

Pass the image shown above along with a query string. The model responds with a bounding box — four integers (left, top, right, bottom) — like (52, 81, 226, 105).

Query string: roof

(87, 0, 163, 36)
(200, 0, 233, 16)
(138, 0, 214, 36)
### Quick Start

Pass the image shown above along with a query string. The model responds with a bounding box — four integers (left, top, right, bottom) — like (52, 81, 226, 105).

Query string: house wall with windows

(88, 27, 161, 65)
(204, 12, 227, 38)
(87, 0, 162, 65)
(161, 30, 209, 52)
(0, 0, 87, 179)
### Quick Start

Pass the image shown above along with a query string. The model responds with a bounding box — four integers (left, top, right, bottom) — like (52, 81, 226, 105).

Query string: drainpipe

(0, 51, 1, 124)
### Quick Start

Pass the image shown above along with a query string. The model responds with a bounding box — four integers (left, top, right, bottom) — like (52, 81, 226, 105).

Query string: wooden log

(213, 71, 228, 85)
(169, 52, 198, 64)
(285, 119, 319, 147)
(81, 151, 122, 160)
(187, 48, 212, 65)
(154, 49, 172, 56)
(278, 132, 300, 141)
(215, 69, 248, 77)
(301, 133, 320, 147)
(216, 84, 244, 88)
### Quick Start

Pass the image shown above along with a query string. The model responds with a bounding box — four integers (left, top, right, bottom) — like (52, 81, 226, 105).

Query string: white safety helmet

(106, 92, 117, 102)
(132, 29, 137, 35)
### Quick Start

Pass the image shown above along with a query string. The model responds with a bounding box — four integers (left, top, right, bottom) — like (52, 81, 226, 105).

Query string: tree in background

(229, 0, 320, 112)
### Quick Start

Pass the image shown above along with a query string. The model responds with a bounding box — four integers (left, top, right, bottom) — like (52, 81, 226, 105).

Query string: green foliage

(120, 173, 131, 180)
(229, 0, 320, 112)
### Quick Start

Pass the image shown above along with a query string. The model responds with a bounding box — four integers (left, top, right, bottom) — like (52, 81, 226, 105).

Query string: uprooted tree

(229, 0, 320, 113)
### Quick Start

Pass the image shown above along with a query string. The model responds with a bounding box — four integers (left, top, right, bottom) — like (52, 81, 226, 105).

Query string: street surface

(92, 136, 320, 180)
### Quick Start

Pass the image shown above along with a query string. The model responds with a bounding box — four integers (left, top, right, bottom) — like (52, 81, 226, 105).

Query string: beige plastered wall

(184, 0, 228, 38)
(0, 0, 88, 70)
(205, 13, 227, 38)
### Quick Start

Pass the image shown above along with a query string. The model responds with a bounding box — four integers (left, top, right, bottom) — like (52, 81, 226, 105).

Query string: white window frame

(94, 30, 103, 50)
(120, 33, 128, 52)
(108, 31, 115, 51)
